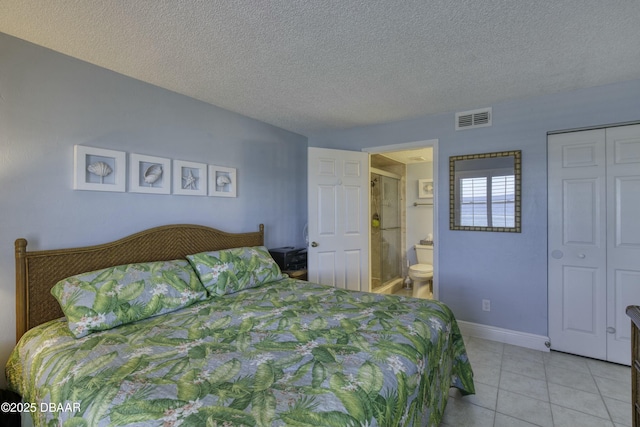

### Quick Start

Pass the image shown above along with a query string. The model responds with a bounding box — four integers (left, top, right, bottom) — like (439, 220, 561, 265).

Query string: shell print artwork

(182, 170, 198, 190)
(143, 164, 163, 186)
(216, 174, 232, 187)
(87, 161, 113, 184)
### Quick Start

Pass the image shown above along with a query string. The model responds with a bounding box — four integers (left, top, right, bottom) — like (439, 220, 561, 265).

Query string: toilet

(409, 244, 433, 299)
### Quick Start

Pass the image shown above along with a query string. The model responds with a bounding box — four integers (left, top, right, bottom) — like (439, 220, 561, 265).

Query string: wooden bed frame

(15, 223, 264, 342)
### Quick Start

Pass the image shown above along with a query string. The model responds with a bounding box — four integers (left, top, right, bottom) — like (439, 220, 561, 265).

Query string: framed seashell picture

(129, 153, 172, 194)
(173, 160, 207, 196)
(208, 165, 237, 198)
(418, 178, 434, 198)
(74, 145, 126, 192)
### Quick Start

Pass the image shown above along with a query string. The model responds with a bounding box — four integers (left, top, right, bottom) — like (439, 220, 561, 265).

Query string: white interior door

(605, 124, 640, 364)
(548, 124, 640, 364)
(308, 147, 369, 291)
(548, 129, 608, 360)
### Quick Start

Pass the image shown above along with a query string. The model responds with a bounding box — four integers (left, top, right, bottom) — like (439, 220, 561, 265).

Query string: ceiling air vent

(455, 107, 492, 130)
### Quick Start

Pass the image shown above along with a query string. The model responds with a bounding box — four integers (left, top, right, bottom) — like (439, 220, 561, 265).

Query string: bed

(6, 223, 474, 427)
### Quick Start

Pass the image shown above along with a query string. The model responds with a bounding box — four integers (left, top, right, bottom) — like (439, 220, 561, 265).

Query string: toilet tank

(414, 244, 433, 264)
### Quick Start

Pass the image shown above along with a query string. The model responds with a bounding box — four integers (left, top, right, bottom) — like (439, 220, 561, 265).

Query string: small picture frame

(129, 154, 171, 194)
(173, 160, 207, 196)
(208, 165, 237, 198)
(74, 145, 126, 192)
(418, 179, 434, 198)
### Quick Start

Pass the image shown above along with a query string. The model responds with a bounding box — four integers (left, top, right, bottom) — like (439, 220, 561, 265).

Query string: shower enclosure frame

(370, 167, 404, 293)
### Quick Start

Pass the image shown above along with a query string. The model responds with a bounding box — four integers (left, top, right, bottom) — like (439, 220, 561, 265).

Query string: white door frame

(362, 139, 439, 298)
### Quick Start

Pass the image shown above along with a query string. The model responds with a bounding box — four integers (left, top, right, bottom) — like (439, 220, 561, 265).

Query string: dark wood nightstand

(284, 269, 307, 281)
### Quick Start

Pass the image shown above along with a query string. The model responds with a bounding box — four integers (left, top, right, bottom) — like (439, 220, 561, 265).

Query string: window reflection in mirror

(450, 151, 521, 232)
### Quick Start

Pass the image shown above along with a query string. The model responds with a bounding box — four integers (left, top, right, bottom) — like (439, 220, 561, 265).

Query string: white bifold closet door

(548, 124, 640, 365)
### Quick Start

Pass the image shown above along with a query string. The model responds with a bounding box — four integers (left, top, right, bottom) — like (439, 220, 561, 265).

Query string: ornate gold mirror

(450, 150, 521, 232)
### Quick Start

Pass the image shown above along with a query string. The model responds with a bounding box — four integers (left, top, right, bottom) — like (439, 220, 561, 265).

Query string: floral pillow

(187, 246, 286, 296)
(51, 259, 208, 338)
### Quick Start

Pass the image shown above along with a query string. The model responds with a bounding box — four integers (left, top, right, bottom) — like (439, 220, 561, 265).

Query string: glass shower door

(380, 175, 401, 283)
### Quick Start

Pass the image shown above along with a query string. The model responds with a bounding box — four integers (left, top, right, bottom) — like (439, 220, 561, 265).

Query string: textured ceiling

(379, 148, 433, 164)
(1, 1, 640, 136)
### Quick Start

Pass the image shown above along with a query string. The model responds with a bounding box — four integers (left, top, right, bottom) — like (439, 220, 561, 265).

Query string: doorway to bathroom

(370, 169, 402, 293)
(366, 141, 436, 299)
(307, 140, 438, 297)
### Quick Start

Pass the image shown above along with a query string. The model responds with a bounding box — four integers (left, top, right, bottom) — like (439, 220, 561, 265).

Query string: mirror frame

(449, 150, 521, 232)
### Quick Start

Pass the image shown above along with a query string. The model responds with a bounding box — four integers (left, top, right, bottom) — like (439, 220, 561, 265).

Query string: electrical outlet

(482, 299, 491, 312)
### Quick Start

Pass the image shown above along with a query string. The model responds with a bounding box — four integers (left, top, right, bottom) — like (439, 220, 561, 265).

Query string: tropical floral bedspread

(6, 278, 474, 427)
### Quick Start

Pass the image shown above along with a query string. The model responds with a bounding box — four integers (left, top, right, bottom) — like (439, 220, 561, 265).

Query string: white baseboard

(457, 320, 550, 352)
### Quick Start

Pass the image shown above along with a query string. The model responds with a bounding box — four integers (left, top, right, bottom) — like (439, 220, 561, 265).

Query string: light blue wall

(0, 33, 307, 385)
(310, 78, 640, 337)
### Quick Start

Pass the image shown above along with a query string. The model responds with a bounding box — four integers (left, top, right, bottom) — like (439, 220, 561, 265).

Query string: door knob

(578, 253, 586, 259)
(311, 241, 319, 247)
(551, 250, 563, 259)
(607, 327, 616, 334)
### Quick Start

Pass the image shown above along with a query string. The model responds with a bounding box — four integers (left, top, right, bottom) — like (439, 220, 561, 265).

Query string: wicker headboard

(15, 223, 264, 342)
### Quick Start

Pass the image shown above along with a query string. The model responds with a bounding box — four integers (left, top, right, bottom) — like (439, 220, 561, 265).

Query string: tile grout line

(545, 356, 556, 427)
(492, 341, 503, 427)
(587, 360, 616, 426)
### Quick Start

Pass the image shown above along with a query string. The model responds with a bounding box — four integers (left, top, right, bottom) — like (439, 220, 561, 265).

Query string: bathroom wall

(406, 161, 434, 266)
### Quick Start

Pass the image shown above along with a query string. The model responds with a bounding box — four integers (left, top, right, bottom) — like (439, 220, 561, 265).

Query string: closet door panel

(614, 176, 640, 247)
(548, 130, 607, 360)
(563, 179, 600, 246)
(606, 124, 640, 365)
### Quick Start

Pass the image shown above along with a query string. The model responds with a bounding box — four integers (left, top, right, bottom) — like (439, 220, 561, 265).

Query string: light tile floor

(441, 336, 632, 427)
